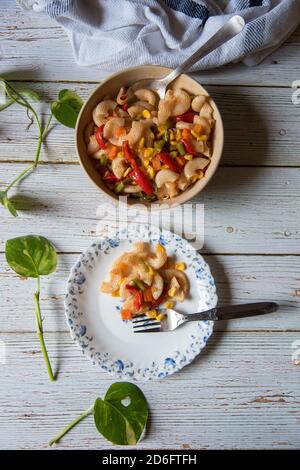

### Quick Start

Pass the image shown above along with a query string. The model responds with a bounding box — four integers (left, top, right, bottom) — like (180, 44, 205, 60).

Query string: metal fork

(132, 302, 278, 333)
(127, 15, 245, 100)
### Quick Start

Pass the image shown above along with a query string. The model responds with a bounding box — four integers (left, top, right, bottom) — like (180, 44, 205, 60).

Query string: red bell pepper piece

(122, 140, 136, 167)
(125, 284, 139, 295)
(122, 103, 127, 111)
(95, 125, 106, 150)
(122, 141, 154, 195)
(157, 151, 181, 173)
(181, 138, 197, 156)
(131, 168, 154, 195)
(133, 290, 143, 311)
(175, 111, 197, 123)
(102, 171, 119, 183)
(125, 284, 143, 311)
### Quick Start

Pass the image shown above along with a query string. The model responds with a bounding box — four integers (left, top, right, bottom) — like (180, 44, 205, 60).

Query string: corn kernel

(164, 300, 175, 309)
(142, 109, 151, 119)
(156, 313, 165, 322)
(143, 159, 150, 168)
(191, 130, 199, 139)
(176, 129, 182, 141)
(184, 154, 193, 160)
(144, 147, 154, 159)
(161, 164, 169, 169)
(145, 263, 154, 276)
(169, 129, 174, 140)
(146, 165, 155, 179)
(175, 262, 186, 271)
(168, 287, 177, 297)
(138, 137, 145, 149)
(197, 135, 207, 142)
(146, 309, 157, 319)
(170, 140, 177, 146)
(117, 151, 124, 158)
(157, 243, 165, 253)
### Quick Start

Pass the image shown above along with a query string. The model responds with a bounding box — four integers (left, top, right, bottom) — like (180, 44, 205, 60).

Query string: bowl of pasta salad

(75, 66, 224, 208)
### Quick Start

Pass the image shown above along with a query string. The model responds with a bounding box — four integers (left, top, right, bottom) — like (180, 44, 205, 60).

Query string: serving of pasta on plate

(100, 241, 189, 321)
(85, 85, 215, 201)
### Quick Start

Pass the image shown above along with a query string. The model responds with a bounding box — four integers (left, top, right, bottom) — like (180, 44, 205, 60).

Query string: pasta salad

(100, 242, 189, 321)
(85, 85, 215, 201)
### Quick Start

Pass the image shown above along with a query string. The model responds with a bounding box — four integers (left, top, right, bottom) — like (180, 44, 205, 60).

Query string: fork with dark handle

(132, 302, 278, 333)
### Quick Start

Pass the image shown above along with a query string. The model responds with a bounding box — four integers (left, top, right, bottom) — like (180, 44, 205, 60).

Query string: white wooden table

(0, 1, 299, 450)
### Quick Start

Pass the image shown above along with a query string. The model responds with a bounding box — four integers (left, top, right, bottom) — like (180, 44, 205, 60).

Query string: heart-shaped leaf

(0, 191, 18, 217)
(51, 89, 83, 128)
(94, 382, 148, 445)
(5, 235, 57, 278)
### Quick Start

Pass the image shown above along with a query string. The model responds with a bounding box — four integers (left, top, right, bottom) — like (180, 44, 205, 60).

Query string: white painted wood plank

(0, 254, 299, 332)
(0, 332, 299, 449)
(0, 164, 299, 254)
(1, 2, 300, 86)
(0, 82, 299, 166)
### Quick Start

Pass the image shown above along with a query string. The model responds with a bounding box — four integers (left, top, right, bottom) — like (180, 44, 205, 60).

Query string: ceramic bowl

(75, 65, 224, 209)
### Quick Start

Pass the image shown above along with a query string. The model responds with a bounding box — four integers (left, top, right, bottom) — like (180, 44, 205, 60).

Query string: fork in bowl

(132, 302, 278, 333)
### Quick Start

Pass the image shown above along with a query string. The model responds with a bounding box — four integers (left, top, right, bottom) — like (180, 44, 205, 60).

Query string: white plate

(65, 224, 217, 381)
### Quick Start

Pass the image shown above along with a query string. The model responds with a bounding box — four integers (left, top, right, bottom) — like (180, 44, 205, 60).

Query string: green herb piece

(0, 78, 82, 217)
(5, 235, 57, 381)
(49, 382, 148, 446)
(177, 142, 186, 156)
(51, 89, 83, 128)
(99, 154, 108, 166)
(169, 150, 178, 158)
(163, 129, 169, 142)
(154, 139, 165, 152)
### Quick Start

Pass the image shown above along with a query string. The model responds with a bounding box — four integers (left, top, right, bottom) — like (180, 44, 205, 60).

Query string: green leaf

(18, 88, 41, 102)
(0, 191, 18, 217)
(51, 89, 83, 128)
(5, 235, 57, 278)
(58, 89, 83, 112)
(94, 382, 148, 445)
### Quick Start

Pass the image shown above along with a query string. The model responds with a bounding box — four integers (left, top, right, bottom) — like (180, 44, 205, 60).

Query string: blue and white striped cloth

(18, 0, 300, 75)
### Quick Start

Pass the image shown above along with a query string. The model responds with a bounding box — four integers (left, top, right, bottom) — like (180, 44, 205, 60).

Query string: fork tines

(132, 314, 161, 333)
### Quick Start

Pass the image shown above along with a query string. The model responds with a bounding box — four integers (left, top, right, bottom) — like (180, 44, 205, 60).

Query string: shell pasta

(86, 85, 215, 201)
(100, 242, 189, 321)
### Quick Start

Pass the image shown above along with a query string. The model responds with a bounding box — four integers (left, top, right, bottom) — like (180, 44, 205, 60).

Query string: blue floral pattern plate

(65, 224, 217, 381)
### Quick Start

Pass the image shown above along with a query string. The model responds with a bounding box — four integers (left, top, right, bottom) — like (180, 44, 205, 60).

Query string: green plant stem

(5, 114, 51, 193)
(49, 405, 94, 446)
(34, 276, 55, 381)
(0, 99, 13, 111)
(42, 113, 53, 139)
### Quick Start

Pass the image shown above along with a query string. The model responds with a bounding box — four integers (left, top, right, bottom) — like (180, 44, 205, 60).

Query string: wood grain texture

(0, 332, 299, 449)
(0, 2, 300, 86)
(0, 164, 299, 254)
(0, 82, 299, 166)
(0, 253, 299, 333)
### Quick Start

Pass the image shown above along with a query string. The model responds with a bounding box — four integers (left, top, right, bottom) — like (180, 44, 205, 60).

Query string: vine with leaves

(0, 78, 83, 216)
